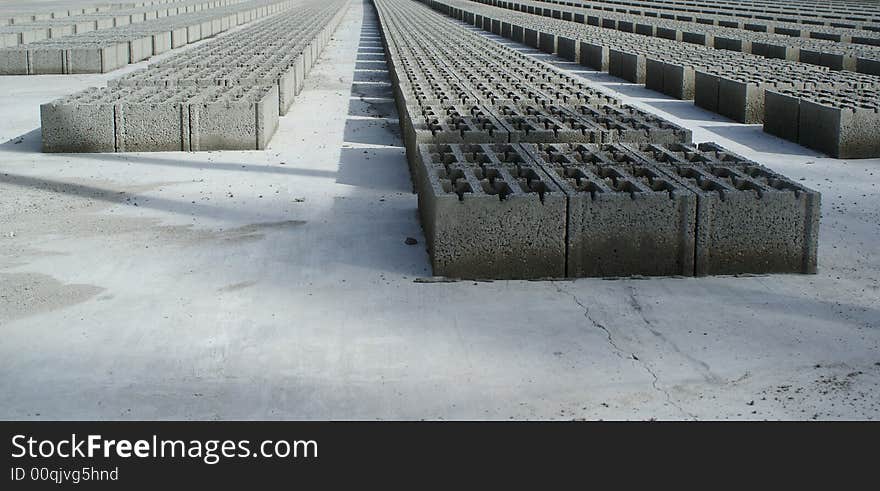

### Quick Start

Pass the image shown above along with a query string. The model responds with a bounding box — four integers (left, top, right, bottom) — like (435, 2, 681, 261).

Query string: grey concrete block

(644, 57, 664, 93)
(529, 144, 696, 277)
(538, 31, 555, 53)
(682, 30, 712, 46)
(67, 43, 128, 73)
(579, 41, 608, 70)
(763, 90, 800, 142)
(150, 31, 172, 55)
(556, 36, 577, 61)
(524, 27, 538, 48)
(29, 46, 65, 74)
(693, 70, 720, 113)
(511, 24, 524, 43)
(662, 61, 696, 100)
(416, 143, 567, 279)
(629, 143, 820, 275)
(575, 104, 693, 144)
(496, 103, 614, 144)
(717, 77, 766, 124)
(798, 101, 880, 159)
(0, 47, 28, 74)
(116, 90, 194, 152)
(190, 84, 279, 151)
(857, 57, 880, 75)
(41, 88, 120, 152)
(608, 48, 645, 84)
(128, 35, 153, 63)
(524, 142, 697, 277)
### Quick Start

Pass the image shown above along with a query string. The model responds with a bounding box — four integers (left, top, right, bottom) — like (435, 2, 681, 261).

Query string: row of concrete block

(535, 0, 880, 31)
(0, 0, 249, 48)
(414, 140, 820, 279)
(426, 0, 880, 158)
(378, 0, 693, 177)
(40, 0, 350, 152)
(372, 0, 820, 279)
(463, 0, 880, 75)
(41, 84, 279, 152)
(438, 0, 877, 90)
(527, 0, 880, 40)
(1, 1, 155, 26)
(107, 2, 349, 115)
(763, 87, 880, 159)
(0, 0, 292, 74)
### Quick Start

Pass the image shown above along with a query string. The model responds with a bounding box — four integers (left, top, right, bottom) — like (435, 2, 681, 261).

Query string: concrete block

(608, 48, 645, 84)
(629, 143, 820, 275)
(763, 90, 800, 142)
(798, 101, 880, 159)
(656, 26, 681, 41)
(0, 47, 28, 74)
(538, 31, 555, 54)
(151, 31, 172, 55)
(41, 88, 119, 152)
(662, 61, 696, 100)
(682, 30, 712, 46)
(405, 104, 509, 154)
(644, 57, 664, 93)
(171, 27, 188, 48)
(67, 43, 127, 74)
(524, 142, 698, 277)
(635, 23, 655, 36)
(556, 36, 577, 61)
(29, 46, 65, 74)
(524, 27, 538, 48)
(496, 103, 614, 144)
(694, 70, 720, 113)
(579, 41, 609, 71)
(714, 35, 751, 52)
(190, 85, 280, 151)
(819, 51, 857, 71)
(500, 21, 511, 38)
(186, 23, 201, 43)
(717, 77, 766, 124)
(116, 89, 194, 152)
(857, 57, 880, 75)
(511, 24, 524, 43)
(416, 143, 567, 279)
(128, 36, 153, 63)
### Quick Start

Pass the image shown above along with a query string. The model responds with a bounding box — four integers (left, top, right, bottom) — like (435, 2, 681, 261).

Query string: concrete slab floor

(1, 0, 879, 420)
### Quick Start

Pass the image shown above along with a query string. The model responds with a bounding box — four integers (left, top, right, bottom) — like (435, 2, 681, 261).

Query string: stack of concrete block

(526, 0, 880, 41)
(0, 40, 133, 73)
(424, 0, 880, 157)
(523, 141, 698, 277)
(0, 25, 51, 48)
(0, 2, 206, 27)
(40, 0, 350, 152)
(623, 142, 820, 275)
(41, 84, 279, 152)
(379, 0, 692, 188)
(375, 0, 820, 279)
(764, 86, 880, 158)
(415, 142, 568, 279)
(0, 1, 249, 48)
(461, 0, 880, 74)
(413, 139, 820, 278)
(108, 0, 349, 115)
(525, 0, 880, 34)
(481, 0, 880, 72)
(0, 0, 296, 74)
